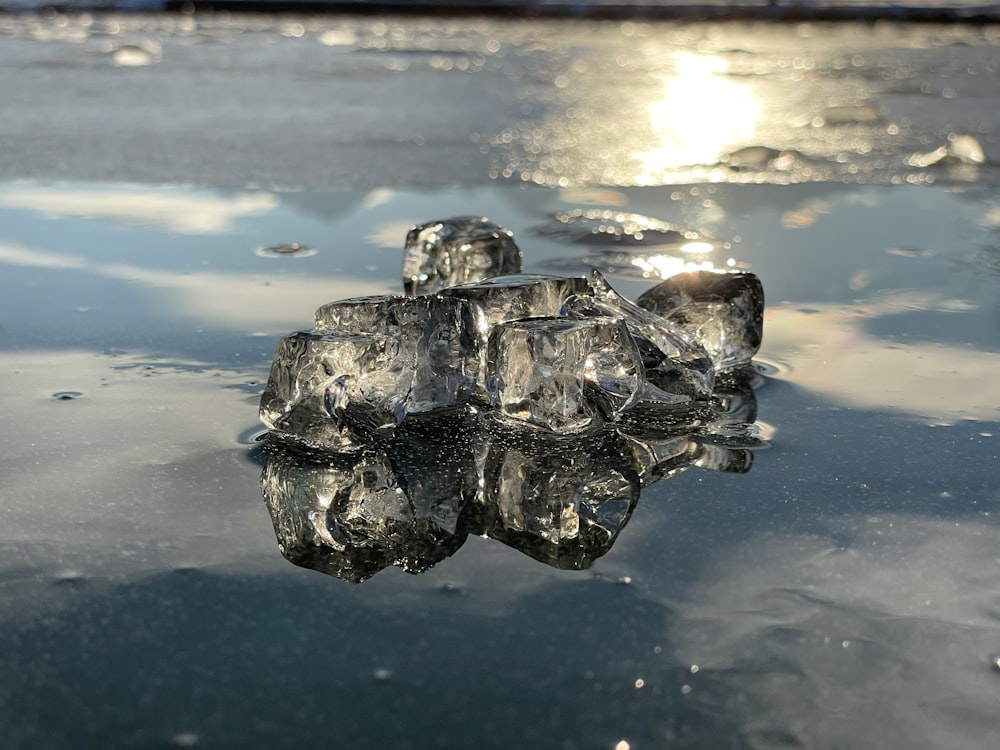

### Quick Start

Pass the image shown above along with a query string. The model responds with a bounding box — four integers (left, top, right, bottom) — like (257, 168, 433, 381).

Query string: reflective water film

(1, 11, 1000, 750)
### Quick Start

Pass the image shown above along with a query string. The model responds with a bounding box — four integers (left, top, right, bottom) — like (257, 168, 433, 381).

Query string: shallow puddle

(1, 177, 999, 748)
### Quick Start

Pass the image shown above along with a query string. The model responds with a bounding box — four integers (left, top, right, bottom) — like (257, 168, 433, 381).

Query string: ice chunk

(402, 216, 522, 295)
(439, 273, 591, 334)
(636, 270, 764, 370)
(564, 269, 715, 400)
(476, 427, 640, 569)
(312, 293, 483, 418)
(906, 133, 986, 169)
(441, 275, 596, 403)
(259, 330, 402, 449)
(486, 316, 643, 433)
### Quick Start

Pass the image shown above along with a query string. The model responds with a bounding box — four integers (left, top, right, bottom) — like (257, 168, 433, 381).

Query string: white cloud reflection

(0, 241, 388, 331)
(764, 294, 1000, 424)
(0, 186, 278, 234)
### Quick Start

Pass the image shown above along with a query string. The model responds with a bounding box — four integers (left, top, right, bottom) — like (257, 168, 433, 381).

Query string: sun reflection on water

(634, 52, 761, 182)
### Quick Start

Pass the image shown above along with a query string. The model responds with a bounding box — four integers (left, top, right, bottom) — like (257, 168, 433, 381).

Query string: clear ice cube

(259, 330, 404, 449)
(312, 293, 483, 418)
(402, 216, 522, 296)
(636, 270, 764, 370)
(439, 273, 591, 335)
(564, 269, 715, 400)
(486, 315, 643, 433)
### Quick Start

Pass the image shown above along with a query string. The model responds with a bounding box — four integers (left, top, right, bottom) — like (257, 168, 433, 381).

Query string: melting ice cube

(486, 315, 643, 433)
(439, 273, 591, 334)
(262, 295, 483, 447)
(564, 269, 716, 399)
(636, 270, 764, 371)
(402, 216, 522, 295)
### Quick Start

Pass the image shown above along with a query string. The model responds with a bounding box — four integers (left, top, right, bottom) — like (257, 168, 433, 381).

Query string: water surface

(1, 11, 999, 750)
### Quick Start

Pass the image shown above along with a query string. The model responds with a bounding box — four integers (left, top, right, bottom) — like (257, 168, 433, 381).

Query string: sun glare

(634, 53, 761, 181)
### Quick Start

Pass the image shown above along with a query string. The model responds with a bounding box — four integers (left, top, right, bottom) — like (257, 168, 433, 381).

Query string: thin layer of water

(1, 177, 999, 747)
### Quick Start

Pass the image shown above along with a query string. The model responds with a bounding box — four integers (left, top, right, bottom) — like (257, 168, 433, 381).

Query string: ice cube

(312, 293, 484, 418)
(402, 216, 522, 295)
(486, 315, 643, 433)
(563, 269, 715, 400)
(259, 330, 404, 448)
(439, 273, 591, 335)
(636, 270, 764, 370)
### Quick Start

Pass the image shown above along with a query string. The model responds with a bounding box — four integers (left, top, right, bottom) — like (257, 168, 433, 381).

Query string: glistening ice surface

(1, 12, 999, 750)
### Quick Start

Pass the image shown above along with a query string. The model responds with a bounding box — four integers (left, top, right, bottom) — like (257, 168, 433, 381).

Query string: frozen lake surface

(0, 12, 999, 750)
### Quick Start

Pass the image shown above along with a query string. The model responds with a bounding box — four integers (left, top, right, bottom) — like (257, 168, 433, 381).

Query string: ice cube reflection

(260, 374, 764, 582)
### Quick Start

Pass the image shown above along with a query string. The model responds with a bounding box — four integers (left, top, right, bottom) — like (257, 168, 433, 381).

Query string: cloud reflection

(765, 295, 1000, 424)
(0, 186, 277, 234)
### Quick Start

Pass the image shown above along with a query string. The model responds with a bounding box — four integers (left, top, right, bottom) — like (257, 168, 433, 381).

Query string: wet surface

(1, 11, 999, 750)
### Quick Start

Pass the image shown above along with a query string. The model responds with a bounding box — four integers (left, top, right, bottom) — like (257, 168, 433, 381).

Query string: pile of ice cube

(259, 216, 764, 449)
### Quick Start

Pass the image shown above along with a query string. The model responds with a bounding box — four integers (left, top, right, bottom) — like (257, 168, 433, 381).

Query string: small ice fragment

(946, 133, 985, 165)
(636, 270, 764, 371)
(255, 242, 316, 258)
(906, 133, 986, 169)
(402, 216, 522, 295)
(722, 146, 782, 170)
(486, 316, 643, 433)
(815, 103, 880, 126)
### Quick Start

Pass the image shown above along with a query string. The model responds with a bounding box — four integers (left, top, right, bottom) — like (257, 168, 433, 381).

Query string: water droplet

(440, 582, 461, 594)
(990, 654, 1000, 672)
(255, 242, 317, 259)
(52, 391, 82, 400)
(681, 684, 692, 695)
(634, 678, 645, 689)
(373, 668, 393, 681)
